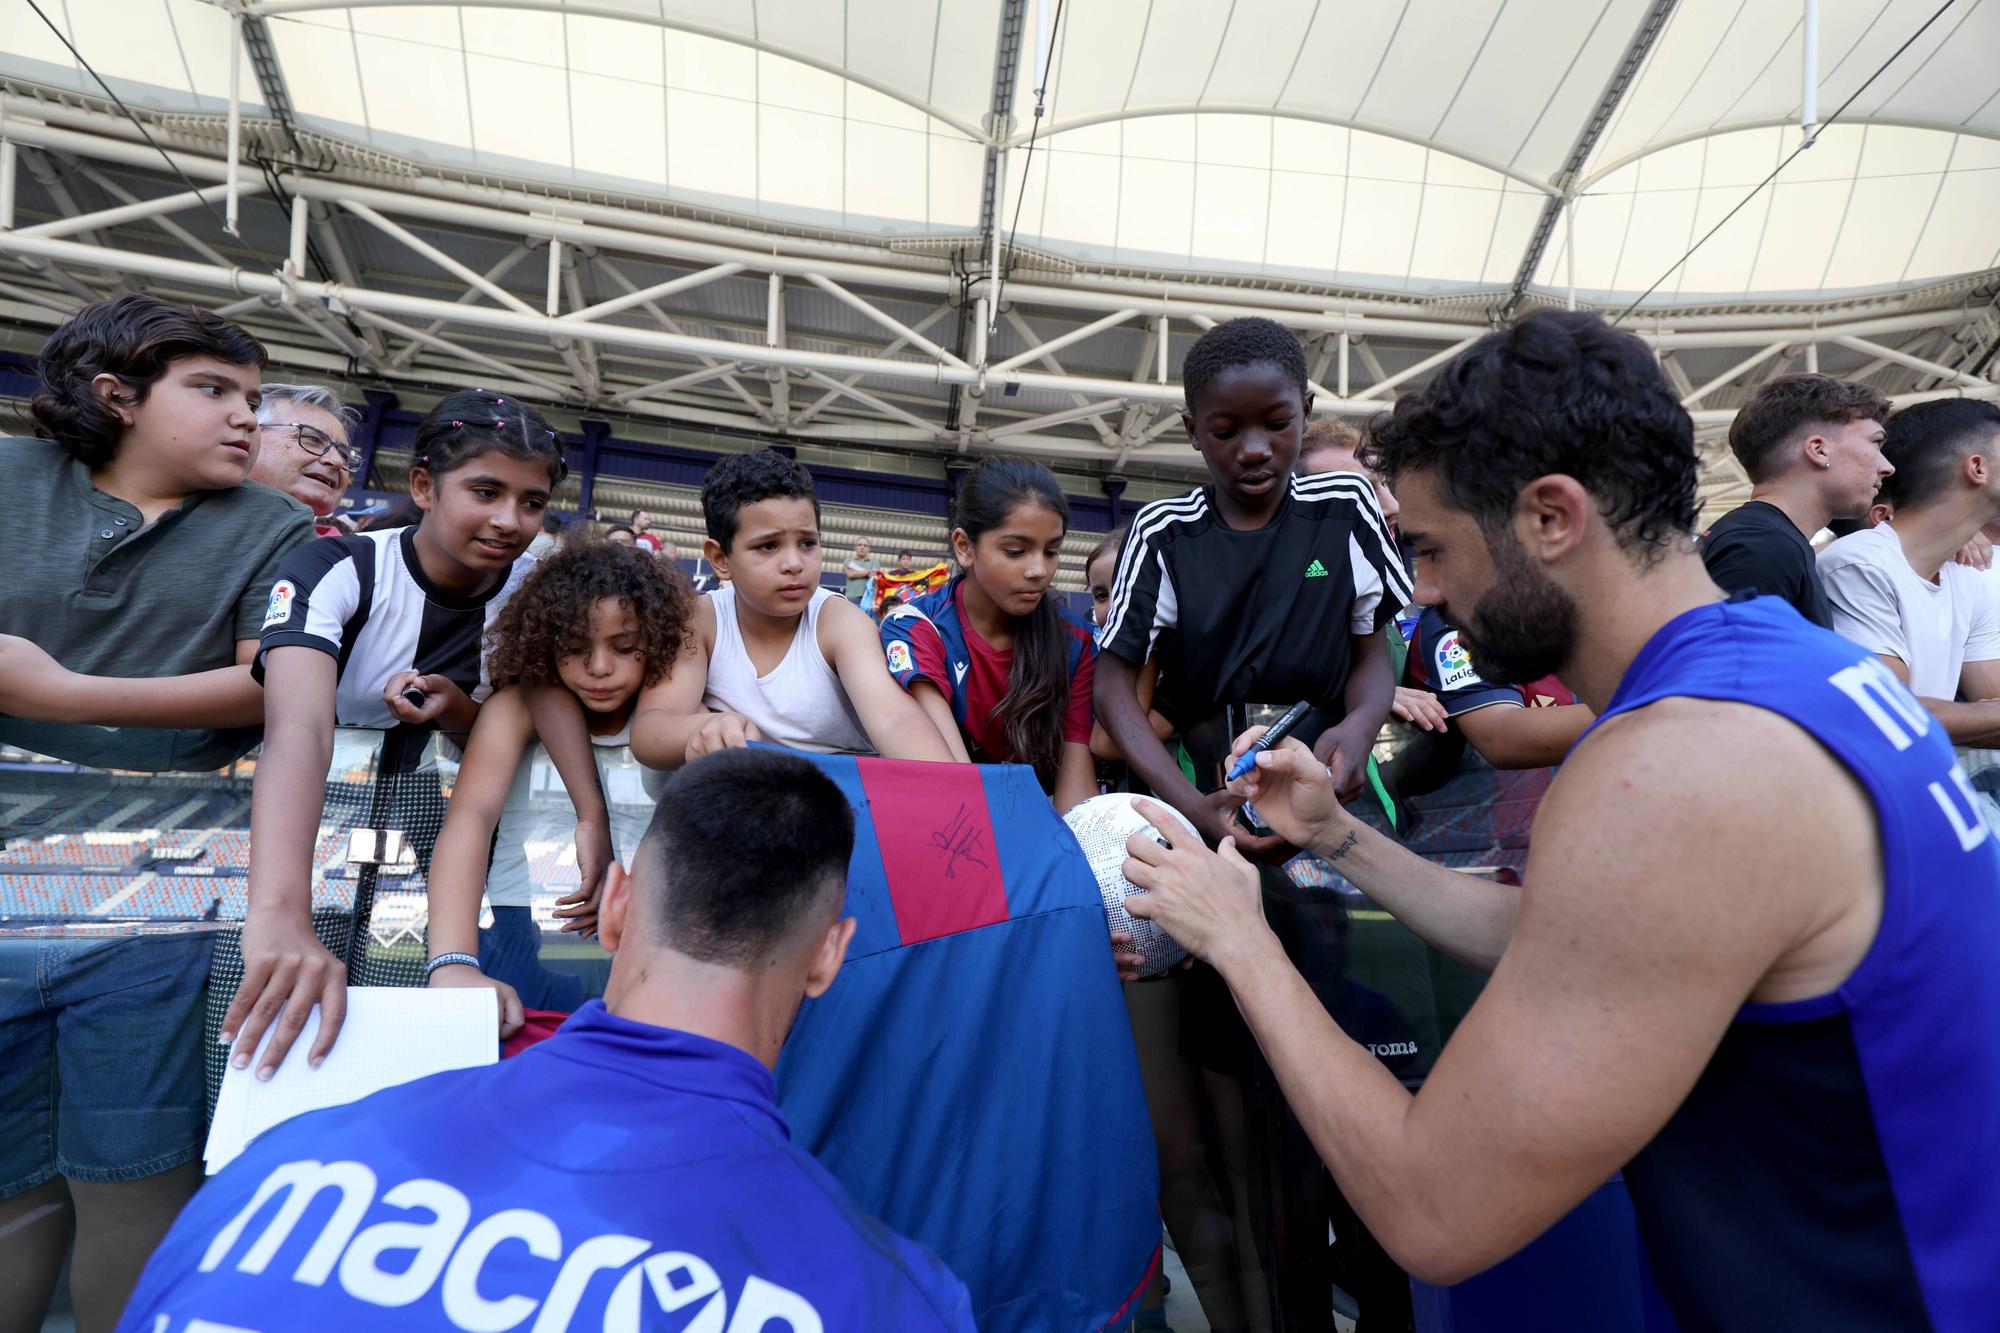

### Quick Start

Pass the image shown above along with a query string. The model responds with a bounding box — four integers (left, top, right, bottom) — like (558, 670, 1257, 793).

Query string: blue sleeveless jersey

(1598, 597, 2000, 1331)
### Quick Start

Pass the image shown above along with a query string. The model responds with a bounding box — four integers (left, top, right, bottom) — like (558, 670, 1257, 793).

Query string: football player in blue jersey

(1125, 309, 2000, 1332)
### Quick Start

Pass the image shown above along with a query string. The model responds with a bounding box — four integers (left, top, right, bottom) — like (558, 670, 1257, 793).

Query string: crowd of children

(2, 292, 1423, 1333)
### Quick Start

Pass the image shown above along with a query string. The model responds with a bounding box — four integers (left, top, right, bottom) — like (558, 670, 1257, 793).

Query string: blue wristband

(426, 952, 482, 977)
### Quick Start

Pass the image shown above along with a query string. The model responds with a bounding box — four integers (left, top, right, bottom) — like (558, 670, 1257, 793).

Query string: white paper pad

(205, 987, 498, 1173)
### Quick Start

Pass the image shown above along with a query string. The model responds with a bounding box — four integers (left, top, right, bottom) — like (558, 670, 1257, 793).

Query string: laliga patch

(1433, 630, 1483, 692)
(886, 640, 913, 675)
(262, 580, 296, 628)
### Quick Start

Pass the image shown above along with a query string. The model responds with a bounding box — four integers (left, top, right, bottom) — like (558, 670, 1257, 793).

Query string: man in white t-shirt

(1818, 399, 2000, 743)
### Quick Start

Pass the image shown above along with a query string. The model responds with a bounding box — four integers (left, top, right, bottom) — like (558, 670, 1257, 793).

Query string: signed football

(1062, 794, 1198, 978)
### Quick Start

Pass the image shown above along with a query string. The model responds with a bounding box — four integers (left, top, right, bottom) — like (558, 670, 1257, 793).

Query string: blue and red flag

(776, 753, 1161, 1332)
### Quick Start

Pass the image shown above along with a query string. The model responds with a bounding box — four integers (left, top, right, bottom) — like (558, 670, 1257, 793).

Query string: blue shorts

(0, 930, 214, 1196)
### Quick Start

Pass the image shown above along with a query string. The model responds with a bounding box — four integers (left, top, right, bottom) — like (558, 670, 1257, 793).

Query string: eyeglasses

(262, 421, 365, 473)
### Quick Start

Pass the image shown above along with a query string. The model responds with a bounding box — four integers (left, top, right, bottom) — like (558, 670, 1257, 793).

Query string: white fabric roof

(4, 0, 1997, 303)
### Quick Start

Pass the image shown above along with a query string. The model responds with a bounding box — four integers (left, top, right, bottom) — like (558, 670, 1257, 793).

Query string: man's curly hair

(1361, 310, 1698, 560)
(485, 542, 694, 690)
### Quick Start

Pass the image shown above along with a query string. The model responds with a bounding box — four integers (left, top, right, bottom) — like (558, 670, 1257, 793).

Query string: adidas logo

(1303, 559, 1329, 579)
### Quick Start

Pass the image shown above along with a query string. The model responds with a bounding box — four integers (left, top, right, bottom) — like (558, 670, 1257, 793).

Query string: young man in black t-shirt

(1700, 374, 1892, 628)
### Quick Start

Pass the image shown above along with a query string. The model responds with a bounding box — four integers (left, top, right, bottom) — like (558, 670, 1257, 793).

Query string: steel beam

(1000, 308, 1120, 443)
(800, 371, 940, 436)
(1349, 337, 1480, 401)
(351, 307, 572, 397)
(339, 200, 540, 317)
(989, 308, 1137, 376)
(802, 273, 969, 371)
(1832, 335, 1990, 391)
(563, 262, 745, 324)
(14, 178, 264, 241)
(1679, 343, 1789, 407)
(1504, 0, 1678, 313)
(589, 255, 769, 420)
(73, 165, 236, 269)
(791, 303, 954, 429)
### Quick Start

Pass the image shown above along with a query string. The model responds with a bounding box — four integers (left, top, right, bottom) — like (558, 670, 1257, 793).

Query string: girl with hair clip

(226, 388, 566, 1077)
(424, 542, 695, 1034)
(879, 457, 1099, 813)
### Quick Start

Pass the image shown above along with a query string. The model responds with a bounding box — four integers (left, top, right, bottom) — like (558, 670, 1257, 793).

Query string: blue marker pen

(1226, 699, 1312, 783)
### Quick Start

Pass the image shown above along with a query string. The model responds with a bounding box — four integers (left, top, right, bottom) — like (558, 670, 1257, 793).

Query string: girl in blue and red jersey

(879, 457, 1098, 812)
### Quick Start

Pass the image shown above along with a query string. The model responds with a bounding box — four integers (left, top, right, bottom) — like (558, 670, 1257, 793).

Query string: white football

(1063, 793, 1200, 978)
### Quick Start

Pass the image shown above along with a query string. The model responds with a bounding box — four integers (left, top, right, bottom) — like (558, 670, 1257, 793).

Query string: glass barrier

(11, 719, 1994, 1333)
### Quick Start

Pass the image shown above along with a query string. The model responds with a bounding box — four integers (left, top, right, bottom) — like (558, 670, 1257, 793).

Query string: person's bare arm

(818, 598, 954, 761)
(1089, 657, 1172, 758)
(1094, 649, 1289, 857)
(908, 681, 973, 763)
(224, 647, 346, 1077)
(0, 635, 266, 728)
(1225, 734, 1521, 970)
(1878, 654, 2000, 746)
(1313, 630, 1396, 800)
(1053, 740, 1097, 813)
(424, 688, 529, 1036)
(629, 602, 759, 766)
(1127, 701, 1871, 1283)
(1455, 701, 1596, 770)
(523, 683, 614, 899)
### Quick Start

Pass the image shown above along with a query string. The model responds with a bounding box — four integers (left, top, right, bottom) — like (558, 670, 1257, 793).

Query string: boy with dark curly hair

(425, 542, 697, 1022)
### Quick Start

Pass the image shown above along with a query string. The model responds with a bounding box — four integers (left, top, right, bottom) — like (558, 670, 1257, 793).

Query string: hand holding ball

(1063, 794, 1199, 978)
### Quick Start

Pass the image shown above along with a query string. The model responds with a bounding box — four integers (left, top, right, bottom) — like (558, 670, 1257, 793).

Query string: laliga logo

(196, 1159, 824, 1332)
(1438, 633, 1471, 673)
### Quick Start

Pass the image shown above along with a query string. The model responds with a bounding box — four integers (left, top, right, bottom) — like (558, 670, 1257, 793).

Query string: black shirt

(1699, 501, 1833, 629)
(1099, 474, 1412, 769)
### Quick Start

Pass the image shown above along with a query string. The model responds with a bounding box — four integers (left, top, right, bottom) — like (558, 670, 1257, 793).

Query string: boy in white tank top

(534, 451, 956, 781)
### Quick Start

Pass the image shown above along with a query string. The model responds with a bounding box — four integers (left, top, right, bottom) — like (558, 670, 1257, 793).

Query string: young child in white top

(530, 452, 955, 881)
(425, 542, 695, 1033)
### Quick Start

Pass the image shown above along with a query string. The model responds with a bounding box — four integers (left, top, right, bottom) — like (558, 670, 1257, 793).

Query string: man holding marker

(1122, 310, 2000, 1331)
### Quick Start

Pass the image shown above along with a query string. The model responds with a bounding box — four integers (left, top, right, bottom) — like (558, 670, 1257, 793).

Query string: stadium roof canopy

(0, 0, 1995, 473)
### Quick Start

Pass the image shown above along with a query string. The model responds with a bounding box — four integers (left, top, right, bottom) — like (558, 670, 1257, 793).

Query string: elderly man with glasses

(248, 383, 364, 537)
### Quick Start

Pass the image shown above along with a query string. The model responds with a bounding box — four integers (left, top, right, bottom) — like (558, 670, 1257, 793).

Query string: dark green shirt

(0, 436, 313, 771)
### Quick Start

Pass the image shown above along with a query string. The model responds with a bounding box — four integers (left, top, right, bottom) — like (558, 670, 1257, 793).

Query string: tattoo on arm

(1325, 829, 1358, 863)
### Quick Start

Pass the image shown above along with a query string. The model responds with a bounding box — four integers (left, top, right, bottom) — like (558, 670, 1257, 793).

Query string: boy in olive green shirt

(0, 294, 309, 1333)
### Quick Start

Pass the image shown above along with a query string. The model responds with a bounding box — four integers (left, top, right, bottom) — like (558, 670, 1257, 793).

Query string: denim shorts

(0, 929, 214, 1197)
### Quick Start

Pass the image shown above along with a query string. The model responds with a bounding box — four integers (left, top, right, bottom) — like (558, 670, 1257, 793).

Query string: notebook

(205, 986, 497, 1173)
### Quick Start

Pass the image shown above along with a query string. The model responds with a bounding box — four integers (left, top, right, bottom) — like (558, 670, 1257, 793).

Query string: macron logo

(194, 1158, 824, 1332)
(1303, 559, 1329, 579)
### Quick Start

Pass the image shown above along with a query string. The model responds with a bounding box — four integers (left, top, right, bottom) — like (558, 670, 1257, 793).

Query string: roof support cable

(992, 0, 1066, 323)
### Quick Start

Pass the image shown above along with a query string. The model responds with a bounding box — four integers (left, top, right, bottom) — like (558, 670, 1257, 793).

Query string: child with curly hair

(424, 541, 696, 1029)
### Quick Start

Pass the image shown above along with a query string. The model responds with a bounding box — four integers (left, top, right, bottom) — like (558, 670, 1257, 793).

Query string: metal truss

(0, 94, 1995, 477)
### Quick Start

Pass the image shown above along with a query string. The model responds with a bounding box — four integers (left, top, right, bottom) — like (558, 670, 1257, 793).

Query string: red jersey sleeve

(880, 607, 952, 700)
(1062, 626, 1096, 745)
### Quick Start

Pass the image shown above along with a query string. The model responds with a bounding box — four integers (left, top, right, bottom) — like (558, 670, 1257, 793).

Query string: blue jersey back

(1599, 596, 2000, 1331)
(117, 1003, 975, 1332)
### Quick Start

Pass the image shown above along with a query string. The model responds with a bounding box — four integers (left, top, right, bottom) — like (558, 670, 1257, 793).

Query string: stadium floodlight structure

(0, 0, 1994, 485)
